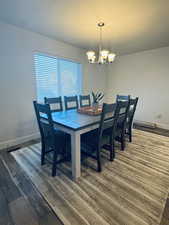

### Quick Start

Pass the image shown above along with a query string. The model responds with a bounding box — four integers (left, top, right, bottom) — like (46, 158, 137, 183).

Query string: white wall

(1, 20, 168, 149)
(107, 46, 169, 129)
(0, 21, 107, 149)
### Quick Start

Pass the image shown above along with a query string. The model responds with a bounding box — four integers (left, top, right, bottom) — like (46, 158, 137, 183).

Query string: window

(34, 53, 82, 102)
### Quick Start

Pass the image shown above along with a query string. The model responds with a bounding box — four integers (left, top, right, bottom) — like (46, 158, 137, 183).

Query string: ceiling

(0, 0, 169, 55)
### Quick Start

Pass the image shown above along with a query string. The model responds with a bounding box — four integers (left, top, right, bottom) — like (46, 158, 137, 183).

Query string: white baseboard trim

(0, 132, 40, 151)
(134, 120, 169, 131)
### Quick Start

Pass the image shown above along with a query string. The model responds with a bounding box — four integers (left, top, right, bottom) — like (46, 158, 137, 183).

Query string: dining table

(51, 108, 103, 181)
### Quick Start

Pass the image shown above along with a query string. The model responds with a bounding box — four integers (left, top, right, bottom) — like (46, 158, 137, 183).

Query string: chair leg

(97, 160, 102, 172)
(110, 147, 114, 161)
(41, 143, 45, 165)
(129, 127, 132, 142)
(52, 149, 58, 177)
(121, 140, 125, 151)
(96, 147, 102, 172)
(121, 132, 125, 151)
(110, 138, 115, 161)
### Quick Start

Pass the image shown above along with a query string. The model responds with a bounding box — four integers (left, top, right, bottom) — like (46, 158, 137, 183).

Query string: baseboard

(0, 132, 40, 151)
(155, 123, 169, 130)
(134, 120, 169, 131)
(1, 120, 168, 151)
(134, 120, 156, 129)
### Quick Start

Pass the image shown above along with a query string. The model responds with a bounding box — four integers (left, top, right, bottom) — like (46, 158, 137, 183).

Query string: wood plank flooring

(8, 129, 169, 225)
(0, 151, 63, 225)
(160, 193, 169, 225)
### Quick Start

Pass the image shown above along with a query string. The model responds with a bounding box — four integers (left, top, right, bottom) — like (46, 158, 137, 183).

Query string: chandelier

(86, 22, 116, 64)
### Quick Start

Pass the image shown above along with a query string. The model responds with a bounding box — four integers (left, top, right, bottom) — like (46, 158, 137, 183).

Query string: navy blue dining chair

(33, 101, 70, 176)
(44, 97, 63, 112)
(79, 95, 91, 108)
(64, 95, 79, 110)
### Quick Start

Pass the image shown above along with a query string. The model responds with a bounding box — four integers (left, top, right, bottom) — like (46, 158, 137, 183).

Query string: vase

(92, 102, 99, 112)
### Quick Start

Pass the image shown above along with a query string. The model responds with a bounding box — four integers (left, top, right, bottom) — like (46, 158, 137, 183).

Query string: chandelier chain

(99, 25, 102, 53)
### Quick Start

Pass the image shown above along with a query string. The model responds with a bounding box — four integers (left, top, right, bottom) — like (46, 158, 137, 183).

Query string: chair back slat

(101, 118, 115, 131)
(79, 95, 91, 107)
(128, 97, 139, 123)
(117, 101, 130, 127)
(116, 95, 130, 102)
(64, 95, 78, 110)
(44, 97, 63, 112)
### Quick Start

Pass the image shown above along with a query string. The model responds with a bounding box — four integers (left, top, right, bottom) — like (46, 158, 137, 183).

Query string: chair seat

(117, 121, 123, 129)
(54, 128, 69, 139)
(98, 126, 123, 146)
(44, 128, 70, 155)
(81, 129, 98, 146)
(103, 125, 121, 135)
(81, 129, 109, 150)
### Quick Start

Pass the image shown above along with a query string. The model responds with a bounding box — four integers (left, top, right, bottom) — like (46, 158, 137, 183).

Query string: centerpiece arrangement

(78, 91, 104, 116)
(92, 91, 104, 109)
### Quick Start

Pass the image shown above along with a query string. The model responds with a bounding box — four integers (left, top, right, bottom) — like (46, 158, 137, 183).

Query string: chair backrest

(116, 95, 130, 102)
(116, 100, 130, 130)
(128, 97, 139, 125)
(33, 101, 55, 149)
(79, 95, 91, 107)
(64, 95, 79, 110)
(98, 103, 118, 143)
(98, 101, 130, 142)
(44, 97, 63, 112)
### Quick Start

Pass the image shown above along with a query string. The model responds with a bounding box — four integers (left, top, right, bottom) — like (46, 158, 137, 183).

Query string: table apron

(53, 123, 99, 135)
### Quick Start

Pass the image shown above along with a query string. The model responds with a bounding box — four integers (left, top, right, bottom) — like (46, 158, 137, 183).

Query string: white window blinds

(34, 53, 82, 102)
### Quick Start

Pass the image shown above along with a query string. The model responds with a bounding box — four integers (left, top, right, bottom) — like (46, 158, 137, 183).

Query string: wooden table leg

(70, 131, 81, 181)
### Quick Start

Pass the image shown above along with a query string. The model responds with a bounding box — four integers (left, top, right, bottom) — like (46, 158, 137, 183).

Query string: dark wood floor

(0, 127, 169, 225)
(0, 150, 63, 225)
